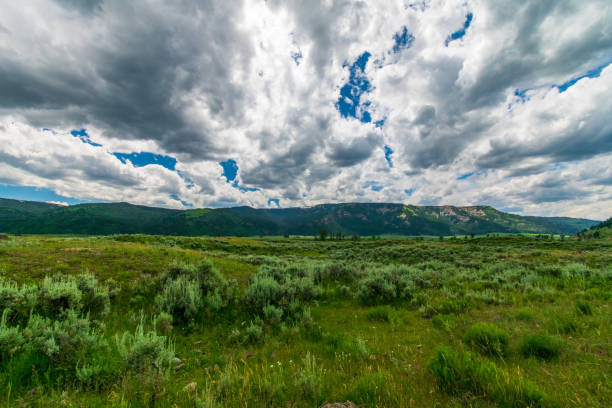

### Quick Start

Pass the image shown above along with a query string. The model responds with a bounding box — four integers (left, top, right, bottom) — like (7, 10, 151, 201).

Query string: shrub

(520, 334, 562, 361)
(244, 275, 283, 310)
(76, 272, 111, 316)
(3, 273, 113, 321)
(295, 352, 321, 401)
(300, 307, 313, 327)
(156, 276, 203, 324)
(245, 321, 263, 343)
(24, 309, 105, 367)
(429, 347, 545, 407)
(263, 304, 284, 326)
(365, 306, 392, 322)
(0, 309, 24, 360)
(244, 266, 321, 320)
(356, 270, 396, 305)
(154, 312, 173, 336)
(354, 337, 368, 357)
(157, 259, 234, 324)
(116, 320, 175, 373)
(463, 322, 509, 357)
(37, 275, 82, 317)
(561, 263, 590, 279)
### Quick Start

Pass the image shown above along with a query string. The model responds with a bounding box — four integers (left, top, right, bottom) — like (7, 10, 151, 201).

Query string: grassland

(0, 233, 610, 407)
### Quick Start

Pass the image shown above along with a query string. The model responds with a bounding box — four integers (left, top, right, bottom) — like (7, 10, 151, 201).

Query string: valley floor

(0, 234, 610, 407)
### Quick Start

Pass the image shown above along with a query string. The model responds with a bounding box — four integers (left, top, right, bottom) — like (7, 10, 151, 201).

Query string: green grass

(0, 233, 610, 407)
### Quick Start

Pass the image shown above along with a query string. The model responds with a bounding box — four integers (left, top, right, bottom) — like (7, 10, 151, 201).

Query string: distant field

(0, 234, 610, 407)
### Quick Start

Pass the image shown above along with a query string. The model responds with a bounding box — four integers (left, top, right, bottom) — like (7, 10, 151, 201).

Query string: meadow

(0, 233, 610, 407)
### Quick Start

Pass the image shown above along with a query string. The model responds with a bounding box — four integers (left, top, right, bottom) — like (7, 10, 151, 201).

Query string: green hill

(0, 198, 599, 236)
(579, 217, 612, 239)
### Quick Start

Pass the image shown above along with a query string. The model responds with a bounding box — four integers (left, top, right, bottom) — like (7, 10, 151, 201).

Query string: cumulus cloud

(0, 0, 610, 219)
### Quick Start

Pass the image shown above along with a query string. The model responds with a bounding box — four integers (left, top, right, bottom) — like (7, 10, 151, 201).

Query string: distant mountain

(0, 198, 599, 236)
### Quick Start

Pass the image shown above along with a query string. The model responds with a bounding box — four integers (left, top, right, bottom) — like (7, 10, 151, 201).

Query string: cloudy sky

(0, 0, 611, 219)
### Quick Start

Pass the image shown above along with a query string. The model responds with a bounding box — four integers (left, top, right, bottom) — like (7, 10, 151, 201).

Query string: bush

(0, 309, 24, 360)
(0, 279, 37, 323)
(156, 276, 203, 324)
(295, 352, 321, 400)
(157, 260, 234, 324)
(244, 275, 283, 309)
(37, 275, 82, 317)
(245, 322, 263, 343)
(24, 309, 106, 370)
(116, 319, 174, 373)
(365, 306, 392, 322)
(244, 266, 321, 320)
(2, 273, 113, 322)
(76, 272, 111, 316)
(561, 263, 590, 279)
(154, 312, 173, 336)
(520, 334, 562, 361)
(463, 322, 509, 357)
(356, 270, 396, 305)
(429, 347, 545, 407)
(263, 305, 283, 326)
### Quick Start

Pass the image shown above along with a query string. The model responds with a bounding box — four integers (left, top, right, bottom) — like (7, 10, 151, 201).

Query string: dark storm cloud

(0, 0, 252, 159)
(241, 138, 320, 189)
(476, 115, 612, 170)
(54, 0, 103, 14)
(464, 0, 612, 109)
(326, 133, 381, 167)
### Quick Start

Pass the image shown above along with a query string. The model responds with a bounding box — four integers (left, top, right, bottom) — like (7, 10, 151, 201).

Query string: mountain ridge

(0, 198, 600, 236)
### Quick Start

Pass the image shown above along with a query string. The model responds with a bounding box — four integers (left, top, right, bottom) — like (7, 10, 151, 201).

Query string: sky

(0, 0, 611, 220)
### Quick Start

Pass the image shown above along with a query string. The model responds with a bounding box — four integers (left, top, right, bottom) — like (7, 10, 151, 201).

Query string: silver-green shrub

(116, 319, 174, 373)
(0, 309, 24, 360)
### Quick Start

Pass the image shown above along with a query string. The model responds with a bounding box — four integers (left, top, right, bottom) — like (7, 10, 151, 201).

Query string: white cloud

(0, 0, 610, 219)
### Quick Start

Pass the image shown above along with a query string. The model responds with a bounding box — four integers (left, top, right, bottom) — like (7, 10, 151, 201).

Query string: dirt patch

(0, 234, 9, 240)
(320, 402, 358, 408)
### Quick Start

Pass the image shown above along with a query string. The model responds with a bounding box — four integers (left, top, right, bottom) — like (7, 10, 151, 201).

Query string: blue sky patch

(384, 145, 394, 168)
(268, 198, 280, 207)
(336, 51, 373, 123)
(232, 181, 259, 193)
(363, 181, 384, 191)
(220, 159, 259, 193)
(445, 12, 473, 46)
(114, 152, 177, 171)
(219, 159, 238, 182)
(291, 50, 303, 66)
(170, 194, 193, 208)
(405, 188, 415, 196)
(457, 171, 475, 180)
(514, 88, 529, 103)
(392, 26, 415, 53)
(556, 60, 612, 92)
(71, 128, 102, 147)
(0, 184, 88, 205)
